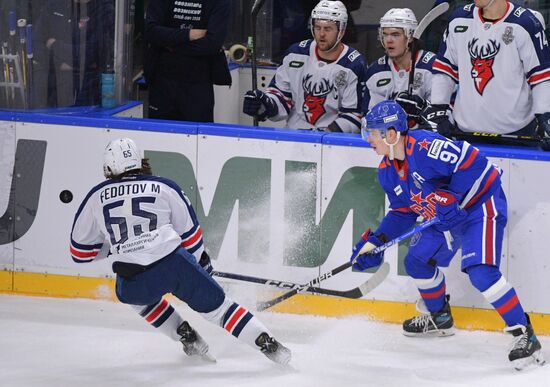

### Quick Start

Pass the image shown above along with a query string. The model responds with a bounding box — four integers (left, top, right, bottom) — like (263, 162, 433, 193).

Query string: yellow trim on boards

(2, 270, 549, 335)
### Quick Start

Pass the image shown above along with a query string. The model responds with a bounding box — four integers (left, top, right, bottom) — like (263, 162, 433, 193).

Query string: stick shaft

(258, 218, 438, 311)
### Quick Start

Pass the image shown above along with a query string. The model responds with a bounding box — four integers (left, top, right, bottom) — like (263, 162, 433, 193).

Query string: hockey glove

(433, 190, 468, 232)
(350, 229, 384, 271)
(327, 121, 343, 132)
(536, 112, 550, 137)
(421, 104, 453, 137)
(198, 251, 213, 276)
(395, 92, 427, 120)
(243, 90, 278, 121)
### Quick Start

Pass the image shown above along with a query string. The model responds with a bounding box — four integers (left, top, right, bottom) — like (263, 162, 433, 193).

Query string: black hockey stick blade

(257, 219, 438, 311)
(213, 262, 389, 299)
(256, 261, 390, 311)
(339, 262, 390, 299)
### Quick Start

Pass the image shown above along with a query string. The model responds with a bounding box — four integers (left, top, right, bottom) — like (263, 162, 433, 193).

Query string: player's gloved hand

(198, 251, 213, 275)
(350, 229, 385, 271)
(433, 190, 468, 232)
(395, 92, 427, 120)
(536, 112, 550, 137)
(326, 121, 343, 132)
(243, 89, 278, 121)
(421, 104, 453, 137)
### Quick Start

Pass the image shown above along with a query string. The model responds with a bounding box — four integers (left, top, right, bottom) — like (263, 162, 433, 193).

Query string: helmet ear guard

(103, 138, 143, 178)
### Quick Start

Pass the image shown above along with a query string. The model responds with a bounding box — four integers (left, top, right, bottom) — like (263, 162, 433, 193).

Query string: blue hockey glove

(350, 229, 385, 271)
(395, 92, 427, 120)
(243, 89, 278, 121)
(536, 112, 550, 137)
(421, 104, 453, 137)
(433, 190, 468, 232)
(198, 251, 213, 276)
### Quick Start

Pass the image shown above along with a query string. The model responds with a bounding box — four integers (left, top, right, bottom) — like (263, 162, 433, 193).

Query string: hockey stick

(213, 262, 390, 299)
(257, 217, 439, 311)
(249, 0, 266, 127)
(7, 10, 17, 107)
(408, 2, 449, 94)
(450, 130, 550, 151)
(26, 24, 33, 109)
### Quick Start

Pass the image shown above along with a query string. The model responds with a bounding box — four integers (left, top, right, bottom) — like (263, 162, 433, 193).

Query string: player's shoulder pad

(285, 39, 313, 56)
(505, 5, 544, 34)
(366, 56, 391, 79)
(136, 175, 185, 194)
(338, 46, 366, 67)
(416, 50, 437, 70)
(407, 130, 454, 162)
(337, 46, 366, 76)
(447, 2, 475, 24)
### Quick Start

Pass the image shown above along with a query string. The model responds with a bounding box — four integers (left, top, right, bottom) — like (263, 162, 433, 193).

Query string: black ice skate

(255, 332, 292, 365)
(177, 321, 216, 362)
(504, 314, 545, 371)
(403, 297, 454, 337)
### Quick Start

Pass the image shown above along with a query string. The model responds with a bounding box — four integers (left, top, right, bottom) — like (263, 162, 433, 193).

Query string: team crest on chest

(468, 38, 500, 95)
(302, 74, 334, 125)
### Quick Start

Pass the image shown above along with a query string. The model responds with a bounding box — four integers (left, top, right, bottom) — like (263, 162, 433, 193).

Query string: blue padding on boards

(198, 123, 325, 144)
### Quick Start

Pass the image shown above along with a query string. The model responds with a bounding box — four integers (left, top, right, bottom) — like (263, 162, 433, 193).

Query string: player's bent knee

(466, 264, 502, 292)
(201, 297, 233, 325)
(404, 254, 436, 279)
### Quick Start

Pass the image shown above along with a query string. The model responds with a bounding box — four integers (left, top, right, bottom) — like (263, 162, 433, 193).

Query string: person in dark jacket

(144, 0, 231, 122)
(34, 0, 114, 108)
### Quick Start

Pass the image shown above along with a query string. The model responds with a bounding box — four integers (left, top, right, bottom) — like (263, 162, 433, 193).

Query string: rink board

(1, 113, 550, 333)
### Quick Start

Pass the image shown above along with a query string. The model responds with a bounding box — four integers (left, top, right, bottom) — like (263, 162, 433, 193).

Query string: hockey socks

(467, 265, 527, 327)
(132, 298, 183, 341)
(202, 298, 291, 364)
(414, 268, 447, 313)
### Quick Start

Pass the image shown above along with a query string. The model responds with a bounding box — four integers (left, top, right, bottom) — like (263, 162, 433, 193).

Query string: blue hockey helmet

(361, 100, 408, 141)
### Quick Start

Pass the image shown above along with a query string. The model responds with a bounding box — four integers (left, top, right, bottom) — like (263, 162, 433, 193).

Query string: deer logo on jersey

(468, 38, 500, 95)
(302, 74, 333, 125)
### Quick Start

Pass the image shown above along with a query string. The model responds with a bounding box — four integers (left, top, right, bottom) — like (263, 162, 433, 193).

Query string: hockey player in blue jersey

(351, 100, 544, 370)
(363, 8, 437, 127)
(70, 138, 291, 365)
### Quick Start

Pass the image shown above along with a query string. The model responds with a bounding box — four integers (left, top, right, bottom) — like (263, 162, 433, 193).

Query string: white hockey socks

(201, 297, 271, 349)
(131, 299, 183, 341)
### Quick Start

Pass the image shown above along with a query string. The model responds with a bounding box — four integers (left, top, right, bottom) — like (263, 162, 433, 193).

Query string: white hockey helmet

(310, 1, 348, 48)
(103, 138, 142, 178)
(379, 8, 418, 44)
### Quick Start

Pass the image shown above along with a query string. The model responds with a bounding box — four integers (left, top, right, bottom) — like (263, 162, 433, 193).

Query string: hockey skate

(177, 321, 216, 363)
(504, 314, 545, 371)
(403, 297, 454, 337)
(255, 332, 292, 365)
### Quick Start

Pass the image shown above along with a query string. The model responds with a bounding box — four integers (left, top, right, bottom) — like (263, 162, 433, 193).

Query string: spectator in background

(363, 8, 436, 127)
(242, 0, 366, 133)
(35, 0, 115, 108)
(144, 0, 232, 122)
(424, 0, 550, 144)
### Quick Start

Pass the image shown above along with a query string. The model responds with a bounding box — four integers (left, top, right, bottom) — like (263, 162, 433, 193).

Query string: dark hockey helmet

(362, 100, 408, 142)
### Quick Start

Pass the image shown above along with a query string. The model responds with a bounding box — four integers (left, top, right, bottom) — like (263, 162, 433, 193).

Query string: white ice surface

(1, 294, 549, 387)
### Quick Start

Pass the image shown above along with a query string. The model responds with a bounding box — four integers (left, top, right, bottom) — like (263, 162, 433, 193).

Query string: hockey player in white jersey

(363, 8, 437, 126)
(70, 138, 291, 365)
(242, 0, 366, 133)
(425, 0, 550, 139)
